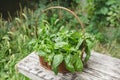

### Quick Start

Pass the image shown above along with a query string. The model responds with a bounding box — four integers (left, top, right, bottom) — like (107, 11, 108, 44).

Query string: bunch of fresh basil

(30, 20, 94, 74)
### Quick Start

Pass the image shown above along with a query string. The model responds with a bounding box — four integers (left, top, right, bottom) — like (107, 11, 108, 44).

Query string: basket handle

(43, 6, 84, 32)
(35, 6, 85, 38)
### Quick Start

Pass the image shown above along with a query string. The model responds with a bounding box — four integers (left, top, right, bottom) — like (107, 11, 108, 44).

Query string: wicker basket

(39, 56, 69, 73)
(37, 6, 85, 73)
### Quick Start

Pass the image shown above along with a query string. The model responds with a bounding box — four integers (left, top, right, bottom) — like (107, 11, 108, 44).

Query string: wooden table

(16, 51, 120, 80)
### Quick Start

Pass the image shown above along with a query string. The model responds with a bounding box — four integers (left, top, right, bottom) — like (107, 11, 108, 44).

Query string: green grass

(0, 8, 36, 80)
(93, 26, 120, 59)
(94, 41, 120, 58)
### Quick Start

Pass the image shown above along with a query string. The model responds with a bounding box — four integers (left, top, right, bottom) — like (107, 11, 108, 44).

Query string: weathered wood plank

(16, 51, 120, 80)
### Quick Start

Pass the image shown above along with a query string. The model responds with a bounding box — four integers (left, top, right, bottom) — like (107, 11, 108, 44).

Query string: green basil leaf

(65, 54, 75, 72)
(52, 54, 63, 74)
(74, 55, 83, 71)
(47, 53, 55, 65)
(37, 50, 46, 57)
(86, 39, 93, 49)
(55, 42, 68, 49)
(84, 46, 91, 63)
(75, 38, 84, 50)
(66, 63, 75, 72)
(71, 31, 82, 38)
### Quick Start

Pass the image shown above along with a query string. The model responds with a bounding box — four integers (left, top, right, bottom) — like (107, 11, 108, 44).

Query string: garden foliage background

(0, 0, 120, 79)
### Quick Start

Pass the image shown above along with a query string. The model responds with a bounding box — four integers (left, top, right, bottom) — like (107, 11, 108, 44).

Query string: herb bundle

(31, 20, 94, 74)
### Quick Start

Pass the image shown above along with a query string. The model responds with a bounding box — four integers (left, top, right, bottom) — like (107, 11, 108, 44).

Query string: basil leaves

(31, 20, 94, 74)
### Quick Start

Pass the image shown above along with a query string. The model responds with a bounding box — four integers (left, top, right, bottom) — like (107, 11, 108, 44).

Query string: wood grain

(16, 51, 120, 80)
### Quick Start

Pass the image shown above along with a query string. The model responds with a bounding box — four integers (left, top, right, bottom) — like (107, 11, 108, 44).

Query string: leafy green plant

(30, 6, 95, 74)
(31, 19, 94, 74)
